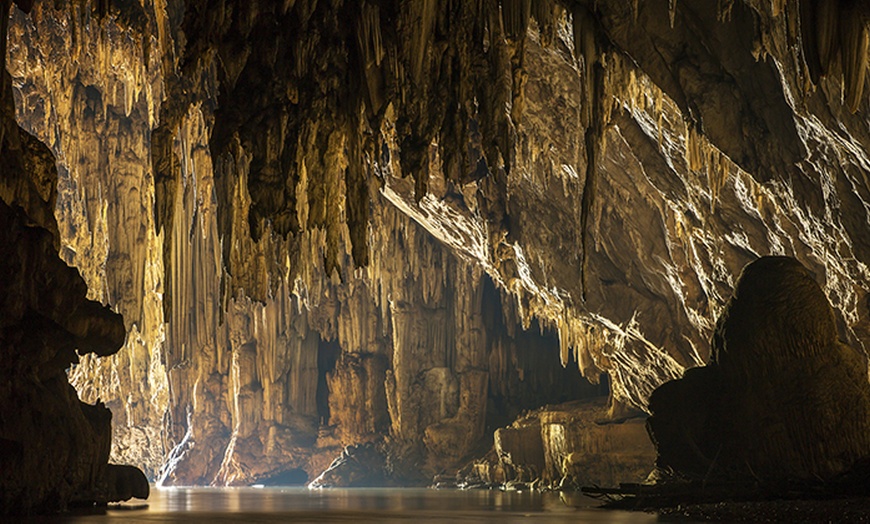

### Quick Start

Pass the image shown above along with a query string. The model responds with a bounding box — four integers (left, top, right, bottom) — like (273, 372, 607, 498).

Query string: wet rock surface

(648, 256, 870, 482)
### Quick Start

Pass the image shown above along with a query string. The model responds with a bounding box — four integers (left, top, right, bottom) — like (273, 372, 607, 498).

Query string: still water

(24, 487, 667, 523)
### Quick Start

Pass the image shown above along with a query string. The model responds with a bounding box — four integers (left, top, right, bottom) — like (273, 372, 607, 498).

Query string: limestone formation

(103, 464, 150, 503)
(648, 256, 870, 482)
(460, 399, 655, 490)
(3, 0, 870, 496)
(0, 16, 139, 510)
(308, 442, 387, 489)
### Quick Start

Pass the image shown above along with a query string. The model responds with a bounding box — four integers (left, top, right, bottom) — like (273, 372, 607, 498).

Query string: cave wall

(7, 1, 595, 485)
(8, 2, 170, 477)
(0, 1, 129, 510)
(5, 0, 870, 485)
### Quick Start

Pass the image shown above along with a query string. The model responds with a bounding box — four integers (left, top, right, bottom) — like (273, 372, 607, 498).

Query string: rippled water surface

(27, 487, 666, 523)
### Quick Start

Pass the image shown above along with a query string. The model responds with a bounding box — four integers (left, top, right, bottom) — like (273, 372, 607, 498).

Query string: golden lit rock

(3, 0, 870, 504)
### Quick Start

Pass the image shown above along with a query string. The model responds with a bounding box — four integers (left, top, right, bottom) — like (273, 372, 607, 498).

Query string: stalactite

(770, 0, 786, 17)
(356, 1, 386, 117)
(408, 0, 437, 89)
(501, 0, 531, 41)
(684, 119, 733, 213)
(815, 0, 839, 76)
(573, 6, 604, 302)
(531, 0, 556, 46)
(800, 0, 824, 83)
(573, 7, 596, 131)
(800, 0, 844, 88)
(718, 0, 734, 22)
(840, 2, 869, 113)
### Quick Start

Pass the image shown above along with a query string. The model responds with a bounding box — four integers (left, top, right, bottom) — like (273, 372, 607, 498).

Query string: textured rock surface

(460, 399, 654, 489)
(648, 257, 870, 481)
(0, 199, 124, 514)
(308, 442, 387, 489)
(0, 1, 133, 508)
(4, 0, 870, 489)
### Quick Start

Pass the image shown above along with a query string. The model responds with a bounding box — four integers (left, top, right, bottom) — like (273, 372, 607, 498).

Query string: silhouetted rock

(648, 256, 870, 482)
(103, 464, 150, 503)
(0, 184, 126, 513)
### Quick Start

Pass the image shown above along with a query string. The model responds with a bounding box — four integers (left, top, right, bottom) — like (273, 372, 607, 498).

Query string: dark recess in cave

(481, 274, 604, 434)
(317, 338, 340, 425)
(257, 468, 309, 487)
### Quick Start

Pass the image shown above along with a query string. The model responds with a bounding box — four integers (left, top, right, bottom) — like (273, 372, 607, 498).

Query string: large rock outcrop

(0, 193, 125, 513)
(3, 0, 870, 490)
(648, 256, 870, 481)
(0, 13, 136, 511)
(0, 2, 152, 512)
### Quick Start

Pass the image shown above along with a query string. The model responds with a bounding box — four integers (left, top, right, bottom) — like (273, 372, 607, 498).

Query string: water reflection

(23, 487, 665, 523)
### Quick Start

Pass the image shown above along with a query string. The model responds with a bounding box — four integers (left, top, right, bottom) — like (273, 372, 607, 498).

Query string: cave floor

(657, 498, 870, 522)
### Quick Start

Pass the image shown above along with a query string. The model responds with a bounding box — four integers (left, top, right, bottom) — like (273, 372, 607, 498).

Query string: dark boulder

(648, 256, 870, 482)
(103, 464, 150, 503)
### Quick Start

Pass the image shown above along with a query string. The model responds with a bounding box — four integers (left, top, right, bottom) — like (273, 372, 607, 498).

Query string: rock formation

(459, 398, 655, 490)
(0, 194, 124, 514)
(0, 3, 139, 511)
(103, 464, 151, 503)
(2, 0, 870, 495)
(0, 0, 154, 512)
(308, 442, 387, 489)
(648, 256, 870, 482)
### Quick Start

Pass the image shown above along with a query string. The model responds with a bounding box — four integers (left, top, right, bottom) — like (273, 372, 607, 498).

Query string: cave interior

(2, 0, 870, 515)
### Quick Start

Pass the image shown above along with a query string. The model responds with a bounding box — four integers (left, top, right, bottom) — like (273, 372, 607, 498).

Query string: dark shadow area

(481, 275, 605, 434)
(316, 338, 340, 425)
(256, 468, 309, 486)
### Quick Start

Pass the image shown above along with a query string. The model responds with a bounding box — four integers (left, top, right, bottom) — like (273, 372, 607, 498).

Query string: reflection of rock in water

(648, 256, 870, 481)
(255, 468, 309, 487)
(308, 442, 386, 488)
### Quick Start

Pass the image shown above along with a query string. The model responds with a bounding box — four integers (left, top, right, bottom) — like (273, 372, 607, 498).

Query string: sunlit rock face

(648, 256, 870, 481)
(5, 0, 870, 487)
